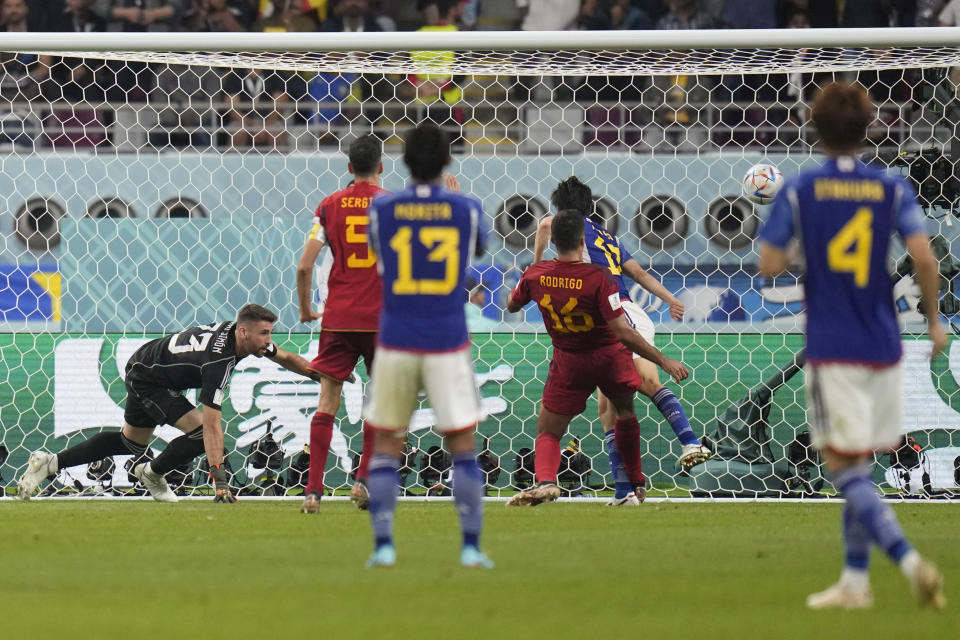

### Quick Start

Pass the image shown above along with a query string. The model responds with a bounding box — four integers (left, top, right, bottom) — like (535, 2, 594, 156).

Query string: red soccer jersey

(313, 181, 386, 331)
(510, 260, 624, 352)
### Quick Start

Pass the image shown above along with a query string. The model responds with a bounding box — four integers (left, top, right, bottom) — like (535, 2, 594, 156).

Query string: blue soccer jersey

(369, 184, 486, 352)
(582, 218, 633, 301)
(759, 156, 927, 365)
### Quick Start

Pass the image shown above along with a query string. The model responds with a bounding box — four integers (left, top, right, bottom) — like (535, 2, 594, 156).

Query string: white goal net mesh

(2, 30, 959, 499)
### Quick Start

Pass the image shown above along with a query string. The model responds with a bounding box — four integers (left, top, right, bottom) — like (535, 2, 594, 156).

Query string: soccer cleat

(17, 451, 56, 500)
(300, 491, 322, 514)
(461, 546, 495, 569)
(633, 484, 647, 503)
(505, 482, 561, 507)
(133, 462, 178, 503)
(605, 492, 640, 506)
(806, 582, 874, 610)
(911, 557, 947, 610)
(365, 544, 396, 568)
(679, 443, 712, 468)
(349, 479, 370, 511)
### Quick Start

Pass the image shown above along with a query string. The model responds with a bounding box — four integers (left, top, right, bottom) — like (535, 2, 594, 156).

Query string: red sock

(355, 421, 375, 481)
(534, 432, 561, 484)
(307, 412, 334, 494)
(614, 417, 645, 485)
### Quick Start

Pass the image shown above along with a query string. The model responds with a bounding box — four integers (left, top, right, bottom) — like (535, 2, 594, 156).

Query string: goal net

(2, 28, 960, 500)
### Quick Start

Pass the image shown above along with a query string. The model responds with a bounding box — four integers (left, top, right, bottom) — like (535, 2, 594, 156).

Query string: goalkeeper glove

(210, 463, 237, 503)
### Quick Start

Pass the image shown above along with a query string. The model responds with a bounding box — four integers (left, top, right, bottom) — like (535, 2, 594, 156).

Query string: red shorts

(308, 331, 376, 382)
(542, 343, 642, 415)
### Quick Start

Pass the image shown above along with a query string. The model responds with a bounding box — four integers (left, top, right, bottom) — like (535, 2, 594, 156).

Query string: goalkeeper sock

(534, 431, 561, 484)
(452, 451, 484, 549)
(367, 454, 400, 549)
(604, 430, 632, 499)
(614, 417, 645, 486)
(307, 412, 334, 494)
(842, 493, 871, 572)
(652, 388, 698, 446)
(150, 427, 203, 475)
(834, 465, 912, 564)
(56, 431, 145, 470)
(355, 421, 375, 481)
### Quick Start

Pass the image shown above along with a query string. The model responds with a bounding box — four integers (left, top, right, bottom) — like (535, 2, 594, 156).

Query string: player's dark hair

(403, 122, 450, 182)
(551, 209, 585, 253)
(237, 303, 277, 325)
(811, 82, 874, 153)
(551, 176, 593, 218)
(349, 134, 382, 177)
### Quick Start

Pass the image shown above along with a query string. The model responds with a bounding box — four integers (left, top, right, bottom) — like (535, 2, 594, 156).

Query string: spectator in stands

(776, 0, 837, 28)
(656, 0, 717, 29)
(512, 0, 580, 101)
(578, 0, 653, 30)
(222, 67, 307, 151)
(184, 0, 253, 31)
(252, 0, 316, 31)
(654, 1, 717, 128)
(93, 0, 186, 31)
(939, 0, 960, 26)
(409, 0, 464, 149)
(26, 0, 65, 30)
(321, 0, 381, 31)
(45, 0, 108, 102)
(721, 0, 777, 28)
(0, 0, 46, 100)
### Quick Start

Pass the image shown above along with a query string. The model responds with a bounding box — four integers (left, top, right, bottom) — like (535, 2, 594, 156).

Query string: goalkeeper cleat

(605, 492, 640, 506)
(911, 557, 946, 610)
(300, 491, 322, 514)
(349, 479, 370, 511)
(461, 546, 495, 569)
(806, 582, 874, 610)
(365, 544, 396, 568)
(679, 443, 712, 468)
(506, 482, 561, 507)
(133, 462, 178, 503)
(17, 451, 56, 500)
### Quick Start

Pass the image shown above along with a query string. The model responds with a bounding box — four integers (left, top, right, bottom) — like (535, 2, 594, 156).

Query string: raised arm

(532, 215, 555, 264)
(608, 314, 688, 382)
(621, 258, 684, 320)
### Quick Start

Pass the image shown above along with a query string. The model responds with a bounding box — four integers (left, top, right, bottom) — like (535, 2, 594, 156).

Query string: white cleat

(506, 483, 561, 507)
(17, 451, 56, 500)
(605, 492, 641, 506)
(679, 444, 712, 468)
(911, 557, 947, 611)
(133, 462, 178, 503)
(806, 582, 874, 610)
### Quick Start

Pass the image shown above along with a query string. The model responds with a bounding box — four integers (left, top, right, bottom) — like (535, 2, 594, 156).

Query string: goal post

(2, 28, 960, 499)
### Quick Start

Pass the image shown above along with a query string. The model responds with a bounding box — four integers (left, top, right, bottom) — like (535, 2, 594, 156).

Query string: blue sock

(842, 497, 871, 571)
(652, 388, 698, 446)
(367, 454, 400, 550)
(452, 451, 484, 549)
(833, 465, 912, 563)
(604, 430, 632, 499)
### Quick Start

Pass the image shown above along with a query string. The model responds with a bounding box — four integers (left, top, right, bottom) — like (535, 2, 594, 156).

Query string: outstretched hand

(662, 358, 689, 383)
(300, 309, 323, 323)
(443, 173, 460, 192)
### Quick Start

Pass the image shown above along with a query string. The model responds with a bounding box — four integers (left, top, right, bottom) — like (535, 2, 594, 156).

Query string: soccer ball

(742, 163, 783, 205)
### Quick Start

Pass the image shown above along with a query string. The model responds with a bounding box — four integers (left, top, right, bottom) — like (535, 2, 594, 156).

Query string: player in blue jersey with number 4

(362, 122, 492, 569)
(759, 82, 946, 610)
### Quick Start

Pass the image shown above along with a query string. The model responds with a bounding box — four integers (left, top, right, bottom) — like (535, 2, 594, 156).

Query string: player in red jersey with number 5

(296, 135, 386, 513)
(505, 209, 689, 506)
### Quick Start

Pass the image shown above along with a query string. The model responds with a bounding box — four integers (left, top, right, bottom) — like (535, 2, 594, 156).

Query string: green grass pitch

(1, 500, 956, 639)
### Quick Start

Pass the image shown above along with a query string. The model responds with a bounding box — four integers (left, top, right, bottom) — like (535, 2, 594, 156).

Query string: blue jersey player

(759, 82, 946, 610)
(534, 177, 708, 506)
(362, 122, 492, 569)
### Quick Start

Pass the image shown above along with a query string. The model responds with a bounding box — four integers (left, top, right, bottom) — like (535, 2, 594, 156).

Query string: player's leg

(597, 391, 636, 505)
(806, 364, 945, 610)
(135, 398, 204, 503)
(505, 405, 573, 507)
(350, 334, 380, 511)
(607, 393, 646, 503)
(361, 347, 421, 567)
(425, 348, 493, 568)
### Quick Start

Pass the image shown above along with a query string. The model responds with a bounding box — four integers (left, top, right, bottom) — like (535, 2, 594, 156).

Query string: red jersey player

(296, 134, 386, 513)
(505, 209, 689, 506)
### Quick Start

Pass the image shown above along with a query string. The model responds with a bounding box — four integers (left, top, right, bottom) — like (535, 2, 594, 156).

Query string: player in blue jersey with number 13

(759, 81, 946, 610)
(362, 122, 492, 570)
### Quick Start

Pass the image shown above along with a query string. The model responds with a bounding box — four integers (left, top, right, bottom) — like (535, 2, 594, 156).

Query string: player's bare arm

(757, 242, 792, 278)
(443, 172, 460, 192)
(201, 405, 238, 503)
(608, 314, 689, 382)
(532, 215, 556, 264)
(905, 232, 948, 359)
(622, 259, 684, 320)
(269, 346, 356, 384)
(296, 233, 325, 323)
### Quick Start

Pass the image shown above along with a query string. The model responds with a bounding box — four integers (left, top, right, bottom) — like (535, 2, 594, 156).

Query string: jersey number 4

(827, 207, 873, 287)
(389, 226, 460, 295)
(538, 294, 595, 333)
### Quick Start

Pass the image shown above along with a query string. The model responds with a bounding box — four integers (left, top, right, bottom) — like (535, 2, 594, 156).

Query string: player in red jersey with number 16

(505, 209, 689, 506)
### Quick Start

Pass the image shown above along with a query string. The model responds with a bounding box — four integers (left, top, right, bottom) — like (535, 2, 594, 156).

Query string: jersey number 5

(389, 226, 460, 295)
(827, 207, 873, 287)
(346, 215, 376, 268)
(538, 294, 595, 333)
